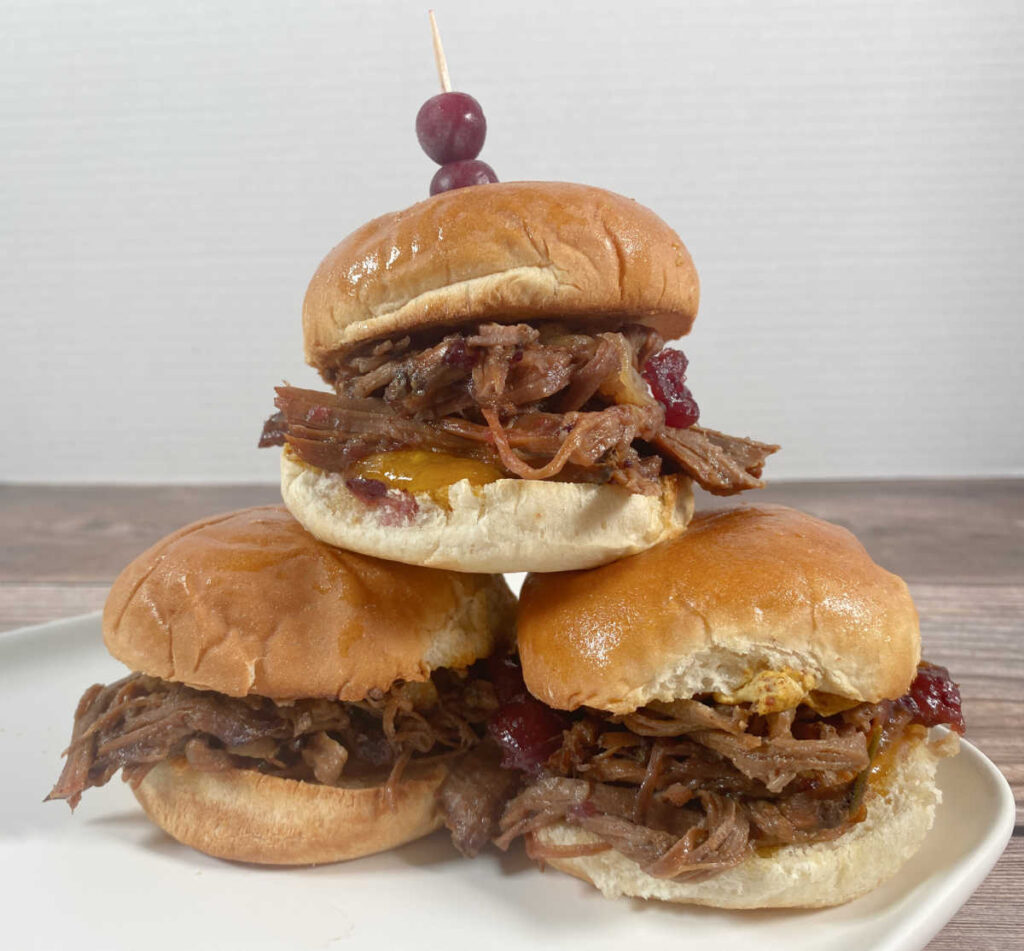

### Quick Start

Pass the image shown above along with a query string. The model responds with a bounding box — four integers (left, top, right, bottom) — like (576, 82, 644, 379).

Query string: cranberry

(898, 663, 965, 734)
(430, 159, 498, 195)
(416, 92, 487, 164)
(484, 654, 567, 773)
(642, 348, 700, 428)
(488, 697, 567, 774)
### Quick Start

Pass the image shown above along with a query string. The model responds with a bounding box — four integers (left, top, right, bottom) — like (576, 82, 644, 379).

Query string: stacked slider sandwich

(259, 182, 778, 573)
(489, 506, 965, 907)
(48, 507, 514, 864)
(50, 177, 963, 908)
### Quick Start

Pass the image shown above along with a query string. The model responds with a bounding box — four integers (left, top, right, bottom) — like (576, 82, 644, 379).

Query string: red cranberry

(488, 697, 566, 774)
(484, 654, 567, 773)
(416, 92, 487, 164)
(642, 348, 700, 428)
(898, 663, 965, 734)
(430, 159, 498, 195)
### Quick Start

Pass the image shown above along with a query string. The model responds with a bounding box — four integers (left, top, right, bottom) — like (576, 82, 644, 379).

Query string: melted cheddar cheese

(351, 450, 502, 507)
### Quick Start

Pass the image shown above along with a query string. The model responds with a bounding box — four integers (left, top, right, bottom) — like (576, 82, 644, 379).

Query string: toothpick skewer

(429, 10, 452, 93)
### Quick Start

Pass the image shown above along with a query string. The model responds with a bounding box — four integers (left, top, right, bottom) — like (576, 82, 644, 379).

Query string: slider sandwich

(260, 182, 778, 573)
(496, 505, 963, 907)
(48, 506, 513, 865)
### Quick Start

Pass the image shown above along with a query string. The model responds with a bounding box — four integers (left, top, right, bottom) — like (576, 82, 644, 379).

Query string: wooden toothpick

(429, 10, 452, 93)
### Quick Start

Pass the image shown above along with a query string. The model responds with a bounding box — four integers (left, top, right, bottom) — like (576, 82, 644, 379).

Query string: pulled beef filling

(260, 322, 779, 496)
(439, 741, 523, 858)
(48, 670, 498, 810)
(490, 663, 964, 882)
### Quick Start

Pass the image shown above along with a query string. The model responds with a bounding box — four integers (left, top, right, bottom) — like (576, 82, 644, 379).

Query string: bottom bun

(133, 758, 446, 865)
(281, 447, 694, 573)
(531, 733, 955, 908)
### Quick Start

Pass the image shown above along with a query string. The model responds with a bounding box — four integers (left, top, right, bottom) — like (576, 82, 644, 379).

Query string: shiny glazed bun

(517, 505, 921, 713)
(103, 505, 514, 700)
(132, 758, 448, 866)
(281, 448, 694, 573)
(302, 181, 700, 371)
(531, 733, 952, 908)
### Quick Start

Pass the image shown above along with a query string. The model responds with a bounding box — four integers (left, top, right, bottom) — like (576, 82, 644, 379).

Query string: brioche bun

(133, 757, 447, 866)
(531, 733, 952, 908)
(302, 181, 699, 371)
(103, 505, 514, 700)
(280, 448, 694, 573)
(517, 505, 920, 713)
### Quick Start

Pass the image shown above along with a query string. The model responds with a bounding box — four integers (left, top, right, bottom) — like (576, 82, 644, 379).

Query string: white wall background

(2, 0, 1022, 483)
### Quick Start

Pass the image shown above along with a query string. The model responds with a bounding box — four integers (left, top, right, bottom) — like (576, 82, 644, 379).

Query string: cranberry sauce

(642, 348, 700, 428)
(486, 655, 567, 774)
(898, 662, 965, 735)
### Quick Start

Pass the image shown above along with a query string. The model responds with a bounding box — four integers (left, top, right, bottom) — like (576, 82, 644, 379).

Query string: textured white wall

(2, 0, 1022, 483)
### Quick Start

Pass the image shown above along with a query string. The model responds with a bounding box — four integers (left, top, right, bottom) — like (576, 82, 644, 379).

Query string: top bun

(103, 506, 514, 701)
(517, 505, 920, 714)
(303, 181, 699, 371)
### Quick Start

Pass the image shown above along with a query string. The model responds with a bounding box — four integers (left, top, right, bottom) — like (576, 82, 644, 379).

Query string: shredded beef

(495, 691, 938, 881)
(261, 321, 778, 495)
(48, 671, 496, 810)
(653, 426, 778, 496)
(439, 741, 524, 857)
(692, 728, 869, 793)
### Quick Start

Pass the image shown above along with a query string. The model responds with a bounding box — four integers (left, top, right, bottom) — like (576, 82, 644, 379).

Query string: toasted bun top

(103, 506, 514, 701)
(517, 505, 920, 713)
(303, 181, 699, 371)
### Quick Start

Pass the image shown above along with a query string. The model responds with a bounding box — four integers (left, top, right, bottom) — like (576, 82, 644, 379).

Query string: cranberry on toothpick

(416, 11, 498, 195)
(430, 159, 498, 195)
(416, 92, 486, 164)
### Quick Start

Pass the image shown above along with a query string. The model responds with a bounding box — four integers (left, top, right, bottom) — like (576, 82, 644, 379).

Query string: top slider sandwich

(260, 182, 778, 573)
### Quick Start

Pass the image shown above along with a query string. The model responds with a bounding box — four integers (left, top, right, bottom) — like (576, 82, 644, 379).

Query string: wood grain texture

(0, 480, 1020, 949)
(0, 584, 106, 630)
(697, 479, 1024, 585)
(926, 837, 1024, 951)
(0, 484, 280, 582)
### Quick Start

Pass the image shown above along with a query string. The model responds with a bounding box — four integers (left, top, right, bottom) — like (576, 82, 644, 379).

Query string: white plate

(0, 614, 1014, 951)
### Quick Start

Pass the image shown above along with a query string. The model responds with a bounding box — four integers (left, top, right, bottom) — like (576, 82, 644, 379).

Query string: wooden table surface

(1, 480, 1021, 949)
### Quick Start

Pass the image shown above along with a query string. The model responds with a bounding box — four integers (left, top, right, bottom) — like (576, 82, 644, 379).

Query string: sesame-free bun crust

(532, 733, 949, 908)
(518, 506, 920, 713)
(303, 182, 699, 370)
(280, 448, 694, 573)
(133, 757, 446, 865)
(103, 506, 514, 700)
